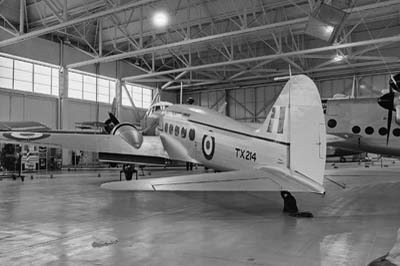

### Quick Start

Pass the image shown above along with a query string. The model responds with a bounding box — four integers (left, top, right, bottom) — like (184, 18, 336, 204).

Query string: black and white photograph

(0, 0, 400, 265)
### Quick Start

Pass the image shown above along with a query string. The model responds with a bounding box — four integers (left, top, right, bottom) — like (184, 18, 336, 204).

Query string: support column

(58, 40, 68, 130)
(115, 78, 122, 119)
(19, 0, 25, 34)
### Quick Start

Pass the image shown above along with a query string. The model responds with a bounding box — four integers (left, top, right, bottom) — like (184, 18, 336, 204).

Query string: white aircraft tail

(257, 75, 326, 193)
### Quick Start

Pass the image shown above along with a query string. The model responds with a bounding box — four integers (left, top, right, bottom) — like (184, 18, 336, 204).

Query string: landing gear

(281, 191, 298, 213)
(280, 191, 313, 218)
(120, 164, 138, 181)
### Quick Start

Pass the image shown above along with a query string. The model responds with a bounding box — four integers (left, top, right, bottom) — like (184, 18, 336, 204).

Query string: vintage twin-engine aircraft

(325, 74, 400, 157)
(0, 75, 327, 194)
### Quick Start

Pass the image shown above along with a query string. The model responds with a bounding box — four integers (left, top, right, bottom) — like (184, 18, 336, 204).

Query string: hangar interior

(0, 0, 399, 166)
(1, 0, 400, 265)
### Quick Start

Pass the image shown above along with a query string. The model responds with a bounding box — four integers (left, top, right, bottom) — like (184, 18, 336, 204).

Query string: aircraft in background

(325, 73, 400, 157)
(0, 75, 327, 202)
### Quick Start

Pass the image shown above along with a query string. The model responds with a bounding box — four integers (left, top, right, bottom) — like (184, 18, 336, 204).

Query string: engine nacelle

(111, 123, 143, 149)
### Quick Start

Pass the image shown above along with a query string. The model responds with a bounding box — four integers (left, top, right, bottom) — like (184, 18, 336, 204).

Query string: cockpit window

(169, 124, 173, 134)
(175, 125, 179, 136)
(164, 123, 168, 132)
(155, 106, 161, 111)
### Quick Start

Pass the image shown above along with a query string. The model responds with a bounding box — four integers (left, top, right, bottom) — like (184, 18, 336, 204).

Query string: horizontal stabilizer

(101, 167, 324, 193)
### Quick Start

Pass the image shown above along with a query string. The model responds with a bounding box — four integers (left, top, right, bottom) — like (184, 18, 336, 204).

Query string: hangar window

(164, 123, 168, 132)
(169, 124, 173, 134)
(327, 119, 337, 128)
(14, 60, 33, 92)
(352, 126, 361, 134)
(365, 126, 374, 135)
(0, 54, 59, 95)
(189, 129, 195, 141)
(378, 127, 388, 136)
(393, 128, 400, 137)
(83, 75, 96, 101)
(181, 127, 187, 138)
(68, 70, 115, 104)
(175, 126, 180, 136)
(0, 56, 13, 89)
(68, 71, 84, 99)
(123, 83, 153, 108)
(97, 78, 115, 103)
(34, 64, 51, 94)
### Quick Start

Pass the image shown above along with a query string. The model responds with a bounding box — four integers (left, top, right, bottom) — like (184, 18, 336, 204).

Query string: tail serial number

(235, 148, 256, 162)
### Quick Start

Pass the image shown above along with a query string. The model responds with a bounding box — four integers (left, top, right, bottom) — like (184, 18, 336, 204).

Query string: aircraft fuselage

(159, 105, 288, 171)
(325, 97, 400, 156)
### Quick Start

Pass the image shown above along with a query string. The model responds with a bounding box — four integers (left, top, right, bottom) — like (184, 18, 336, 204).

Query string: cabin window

(189, 129, 195, 141)
(181, 127, 187, 138)
(175, 126, 180, 136)
(365, 126, 374, 135)
(164, 123, 168, 132)
(378, 127, 388, 136)
(169, 124, 173, 134)
(352, 126, 360, 134)
(393, 128, 400, 137)
(327, 119, 337, 128)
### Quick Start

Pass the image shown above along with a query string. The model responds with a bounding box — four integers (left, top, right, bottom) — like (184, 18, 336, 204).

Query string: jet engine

(111, 123, 143, 149)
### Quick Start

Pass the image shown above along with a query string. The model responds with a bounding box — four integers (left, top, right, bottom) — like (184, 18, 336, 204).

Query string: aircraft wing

(101, 166, 324, 193)
(0, 121, 50, 131)
(0, 131, 168, 159)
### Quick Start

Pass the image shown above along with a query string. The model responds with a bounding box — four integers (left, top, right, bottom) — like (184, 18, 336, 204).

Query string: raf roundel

(202, 134, 215, 160)
(3, 132, 51, 141)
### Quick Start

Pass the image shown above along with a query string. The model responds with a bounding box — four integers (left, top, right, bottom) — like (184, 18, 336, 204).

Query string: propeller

(377, 73, 400, 145)
(104, 112, 120, 134)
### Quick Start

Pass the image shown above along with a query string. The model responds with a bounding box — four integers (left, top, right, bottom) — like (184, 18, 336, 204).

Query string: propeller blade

(390, 73, 400, 92)
(377, 91, 395, 111)
(108, 112, 120, 125)
(387, 109, 392, 145)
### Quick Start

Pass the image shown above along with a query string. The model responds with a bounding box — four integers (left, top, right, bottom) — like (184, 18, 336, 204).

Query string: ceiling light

(152, 11, 169, 27)
(333, 54, 345, 62)
(324, 25, 334, 34)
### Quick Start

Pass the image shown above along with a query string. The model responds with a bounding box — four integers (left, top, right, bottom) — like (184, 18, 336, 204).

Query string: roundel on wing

(3, 132, 51, 141)
(202, 134, 215, 160)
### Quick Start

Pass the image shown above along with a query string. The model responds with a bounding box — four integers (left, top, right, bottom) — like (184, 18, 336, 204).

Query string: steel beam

(122, 33, 400, 81)
(0, 0, 157, 48)
(68, 17, 308, 68)
(66, 0, 400, 69)
(161, 71, 188, 90)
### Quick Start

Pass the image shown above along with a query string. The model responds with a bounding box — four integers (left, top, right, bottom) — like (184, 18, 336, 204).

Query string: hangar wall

(0, 87, 142, 165)
(0, 30, 153, 166)
(182, 72, 393, 122)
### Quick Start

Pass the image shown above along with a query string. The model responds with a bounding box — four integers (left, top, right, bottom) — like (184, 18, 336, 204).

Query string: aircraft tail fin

(257, 75, 326, 193)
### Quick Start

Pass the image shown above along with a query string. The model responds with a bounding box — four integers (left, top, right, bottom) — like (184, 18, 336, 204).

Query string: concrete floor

(1, 165, 400, 266)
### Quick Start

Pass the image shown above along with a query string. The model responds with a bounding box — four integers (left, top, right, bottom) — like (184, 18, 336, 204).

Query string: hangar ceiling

(0, 0, 399, 91)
